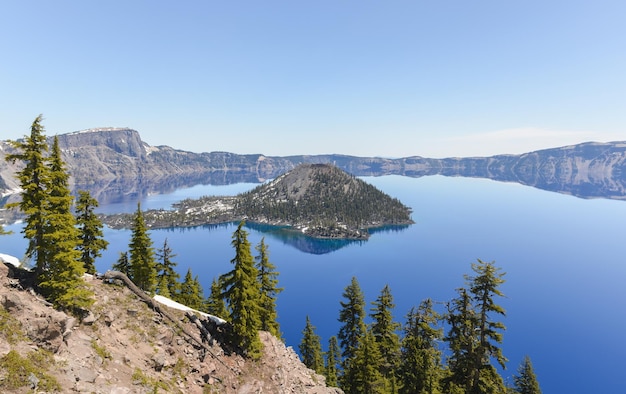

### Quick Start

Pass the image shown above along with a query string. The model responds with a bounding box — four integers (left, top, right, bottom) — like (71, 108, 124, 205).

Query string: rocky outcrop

(0, 262, 342, 393)
(1, 128, 626, 204)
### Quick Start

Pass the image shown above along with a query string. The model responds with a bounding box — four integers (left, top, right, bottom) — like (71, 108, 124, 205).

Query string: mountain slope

(0, 261, 342, 393)
(2, 128, 626, 202)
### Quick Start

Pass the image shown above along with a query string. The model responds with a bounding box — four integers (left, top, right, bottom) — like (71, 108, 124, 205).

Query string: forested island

(101, 163, 414, 239)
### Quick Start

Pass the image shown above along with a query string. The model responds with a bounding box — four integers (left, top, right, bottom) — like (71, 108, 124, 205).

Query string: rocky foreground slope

(0, 261, 341, 393)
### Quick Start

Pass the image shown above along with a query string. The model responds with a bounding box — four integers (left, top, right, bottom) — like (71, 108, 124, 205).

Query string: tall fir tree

(513, 356, 541, 394)
(255, 237, 283, 337)
(207, 277, 228, 318)
(128, 203, 157, 293)
(299, 316, 325, 374)
(348, 328, 385, 394)
(444, 260, 507, 394)
(338, 276, 366, 391)
(220, 221, 263, 359)
(5, 115, 50, 275)
(155, 238, 180, 296)
(338, 276, 366, 361)
(399, 299, 443, 394)
(37, 136, 94, 312)
(325, 336, 341, 387)
(370, 284, 401, 393)
(112, 251, 130, 276)
(177, 268, 205, 310)
(75, 190, 108, 274)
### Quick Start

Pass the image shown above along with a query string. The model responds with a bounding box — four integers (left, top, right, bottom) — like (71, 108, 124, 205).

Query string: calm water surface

(2, 175, 625, 393)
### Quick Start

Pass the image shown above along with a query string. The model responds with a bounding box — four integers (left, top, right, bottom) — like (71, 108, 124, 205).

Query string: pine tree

(325, 336, 341, 387)
(37, 136, 94, 312)
(177, 268, 205, 310)
(75, 190, 108, 274)
(513, 356, 541, 394)
(338, 276, 366, 361)
(220, 221, 263, 359)
(338, 276, 366, 391)
(128, 203, 157, 293)
(255, 237, 283, 337)
(112, 251, 130, 276)
(207, 277, 228, 318)
(399, 299, 443, 394)
(299, 316, 325, 374)
(349, 328, 385, 394)
(370, 284, 401, 393)
(5, 115, 50, 275)
(444, 260, 507, 394)
(155, 238, 180, 296)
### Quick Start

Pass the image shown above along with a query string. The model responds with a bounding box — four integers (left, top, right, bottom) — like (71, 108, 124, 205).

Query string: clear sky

(1, 1, 624, 158)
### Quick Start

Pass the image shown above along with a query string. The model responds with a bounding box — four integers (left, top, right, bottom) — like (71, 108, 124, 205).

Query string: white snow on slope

(153, 294, 227, 325)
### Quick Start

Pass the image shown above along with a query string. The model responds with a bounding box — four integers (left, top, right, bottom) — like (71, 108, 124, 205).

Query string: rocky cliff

(0, 261, 342, 393)
(1, 128, 626, 203)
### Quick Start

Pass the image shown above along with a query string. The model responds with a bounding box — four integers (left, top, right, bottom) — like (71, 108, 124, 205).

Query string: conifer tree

(155, 238, 180, 296)
(299, 316, 325, 374)
(37, 136, 94, 312)
(128, 203, 157, 293)
(399, 299, 443, 394)
(513, 356, 541, 394)
(220, 221, 263, 359)
(207, 277, 228, 318)
(112, 251, 130, 276)
(444, 260, 507, 394)
(338, 276, 366, 361)
(255, 237, 283, 337)
(370, 284, 401, 393)
(325, 336, 341, 387)
(177, 268, 205, 310)
(349, 328, 385, 394)
(75, 190, 108, 274)
(5, 115, 50, 275)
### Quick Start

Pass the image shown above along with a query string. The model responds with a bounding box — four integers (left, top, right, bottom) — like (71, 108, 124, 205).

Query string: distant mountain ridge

(1, 128, 626, 203)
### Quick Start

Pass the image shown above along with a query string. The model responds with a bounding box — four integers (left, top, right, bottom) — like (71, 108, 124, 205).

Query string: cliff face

(0, 261, 342, 393)
(1, 128, 626, 203)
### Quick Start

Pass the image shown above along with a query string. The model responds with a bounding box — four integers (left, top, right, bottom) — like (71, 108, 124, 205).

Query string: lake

(2, 174, 625, 393)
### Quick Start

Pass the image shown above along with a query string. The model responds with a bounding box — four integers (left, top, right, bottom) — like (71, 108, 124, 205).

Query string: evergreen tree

(325, 336, 341, 387)
(338, 276, 366, 361)
(5, 115, 50, 275)
(37, 136, 94, 312)
(128, 203, 157, 293)
(444, 260, 507, 394)
(299, 315, 325, 374)
(220, 221, 263, 359)
(349, 328, 385, 394)
(255, 237, 283, 337)
(370, 284, 401, 393)
(157, 275, 171, 298)
(75, 190, 108, 274)
(513, 356, 541, 394)
(206, 277, 228, 318)
(338, 276, 366, 391)
(112, 251, 130, 276)
(155, 238, 180, 296)
(399, 299, 443, 394)
(177, 268, 205, 310)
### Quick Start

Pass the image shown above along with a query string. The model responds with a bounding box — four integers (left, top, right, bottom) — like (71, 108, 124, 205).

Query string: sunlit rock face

(2, 128, 626, 204)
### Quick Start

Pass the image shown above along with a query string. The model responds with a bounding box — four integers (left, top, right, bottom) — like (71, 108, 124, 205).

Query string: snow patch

(153, 294, 227, 324)
(0, 253, 21, 268)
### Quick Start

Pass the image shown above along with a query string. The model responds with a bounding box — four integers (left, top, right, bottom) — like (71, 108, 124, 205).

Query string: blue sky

(1, 1, 624, 158)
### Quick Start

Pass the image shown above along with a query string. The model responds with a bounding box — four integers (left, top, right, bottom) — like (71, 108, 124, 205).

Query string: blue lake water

(2, 175, 626, 393)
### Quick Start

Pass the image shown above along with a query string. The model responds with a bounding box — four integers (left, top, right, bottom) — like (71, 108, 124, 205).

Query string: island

(101, 163, 414, 239)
